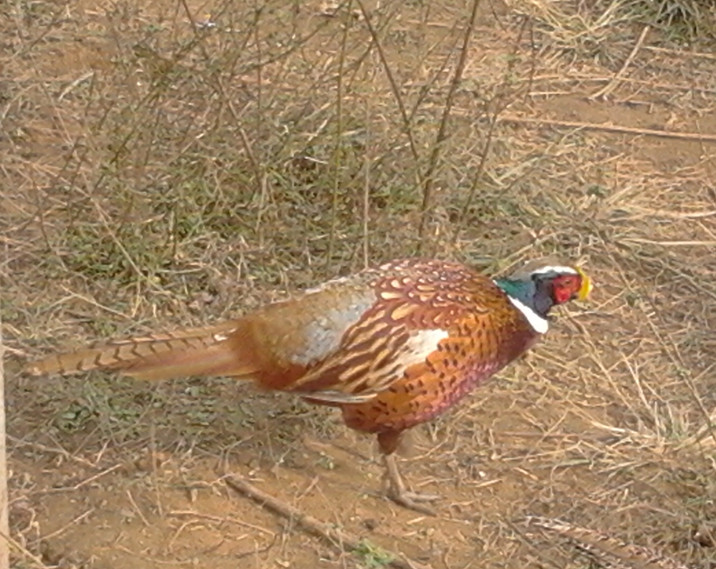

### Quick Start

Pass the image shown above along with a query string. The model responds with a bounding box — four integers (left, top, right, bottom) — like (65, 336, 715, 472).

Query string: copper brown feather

(27, 258, 591, 513)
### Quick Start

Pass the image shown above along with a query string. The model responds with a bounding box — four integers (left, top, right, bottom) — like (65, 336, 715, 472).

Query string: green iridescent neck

(494, 277, 536, 307)
(494, 276, 550, 333)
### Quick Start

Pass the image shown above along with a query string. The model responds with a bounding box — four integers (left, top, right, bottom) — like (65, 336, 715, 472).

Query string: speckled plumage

(27, 258, 590, 512)
(332, 260, 542, 447)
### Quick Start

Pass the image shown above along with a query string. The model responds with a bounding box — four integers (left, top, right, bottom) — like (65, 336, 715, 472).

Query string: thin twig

(362, 88, 372, 268)
(622, 238, 716, 247)
(0, 531, 45, 569)
(417, 0, 483, 251)
(497, 115, 716, 143)
(35, 464, 123, 495)
(168, 510, 275, 536)
(326, 6, 350, 268)
(57, 71, 95, 102)
(590, 25, 650, 100)
(125, 490, 151, 527)
(452, 16, 532, 244)
(355, 0, 422, 183)
(225, 475, 430, 569)
(644, 45, 716, 62)
(149, 424, 164, 519)
(7, 436, 97, 468)
(31, 508, 94, 543)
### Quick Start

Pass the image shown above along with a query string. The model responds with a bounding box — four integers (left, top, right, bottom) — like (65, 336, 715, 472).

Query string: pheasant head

(494, 261, 592, 334)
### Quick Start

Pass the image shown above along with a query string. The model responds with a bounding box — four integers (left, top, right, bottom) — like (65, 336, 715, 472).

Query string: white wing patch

(508, 296, 549, 334)
(300, 327, 450, 404)
(398, 328, 450, 370)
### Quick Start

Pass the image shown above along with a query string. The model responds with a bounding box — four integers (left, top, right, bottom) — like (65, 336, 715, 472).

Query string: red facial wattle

(553, 275, 582, 304)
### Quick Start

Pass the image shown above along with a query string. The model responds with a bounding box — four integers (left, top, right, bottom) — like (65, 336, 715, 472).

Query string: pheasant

(26, 258, 591, 512)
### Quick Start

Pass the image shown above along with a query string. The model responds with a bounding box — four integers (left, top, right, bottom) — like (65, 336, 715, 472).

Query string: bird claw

(386, 488, 440, 515)
(382, 452, 440, 514)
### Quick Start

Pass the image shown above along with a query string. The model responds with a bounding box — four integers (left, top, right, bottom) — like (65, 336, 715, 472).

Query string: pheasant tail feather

(25, 320, 259, 382)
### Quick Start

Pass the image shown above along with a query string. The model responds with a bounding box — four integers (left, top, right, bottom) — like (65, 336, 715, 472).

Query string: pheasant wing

(285, 260, 500, 403)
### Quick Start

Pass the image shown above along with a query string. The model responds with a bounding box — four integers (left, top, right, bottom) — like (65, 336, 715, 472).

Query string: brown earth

(2, 1, 716, 568)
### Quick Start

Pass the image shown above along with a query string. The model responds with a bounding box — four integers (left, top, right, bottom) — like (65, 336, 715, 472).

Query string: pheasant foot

(383, 454, 439, 515)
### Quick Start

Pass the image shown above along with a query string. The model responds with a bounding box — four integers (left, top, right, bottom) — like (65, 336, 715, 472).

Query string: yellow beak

(576, 267, 592, 300)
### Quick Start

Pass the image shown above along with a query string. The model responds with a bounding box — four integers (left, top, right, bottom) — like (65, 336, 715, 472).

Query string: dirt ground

(2, 0, 716, 568)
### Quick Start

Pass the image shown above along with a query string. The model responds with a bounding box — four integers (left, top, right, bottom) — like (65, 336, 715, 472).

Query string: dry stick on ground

(590, 24, 650, 101)
(644, 45, 716, 62)
(497, 116, 716, 144)
(224, 475, 431, 569)
(0, 532, 45, 569)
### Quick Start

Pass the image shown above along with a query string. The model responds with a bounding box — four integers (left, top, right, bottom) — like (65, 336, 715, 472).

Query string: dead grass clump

(621, 0, 716, 42)
(510, 0, 716, 65)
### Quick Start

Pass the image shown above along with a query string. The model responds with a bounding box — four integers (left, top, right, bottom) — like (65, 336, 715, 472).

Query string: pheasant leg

(383, 453, 440, 515)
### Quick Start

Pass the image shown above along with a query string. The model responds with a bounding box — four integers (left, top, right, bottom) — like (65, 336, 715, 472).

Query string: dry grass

(2, 0, 716, 568)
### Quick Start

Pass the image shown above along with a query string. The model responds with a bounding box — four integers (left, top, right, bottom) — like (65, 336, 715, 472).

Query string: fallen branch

(224, 475, 430, 569)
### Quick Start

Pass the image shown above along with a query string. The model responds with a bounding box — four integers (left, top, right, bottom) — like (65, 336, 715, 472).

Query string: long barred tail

(25, 320, 257, 381)
(526, 516, 689, 569)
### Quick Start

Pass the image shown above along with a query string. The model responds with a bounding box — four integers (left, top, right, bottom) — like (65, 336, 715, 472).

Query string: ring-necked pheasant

(27, 258, 591, 512)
